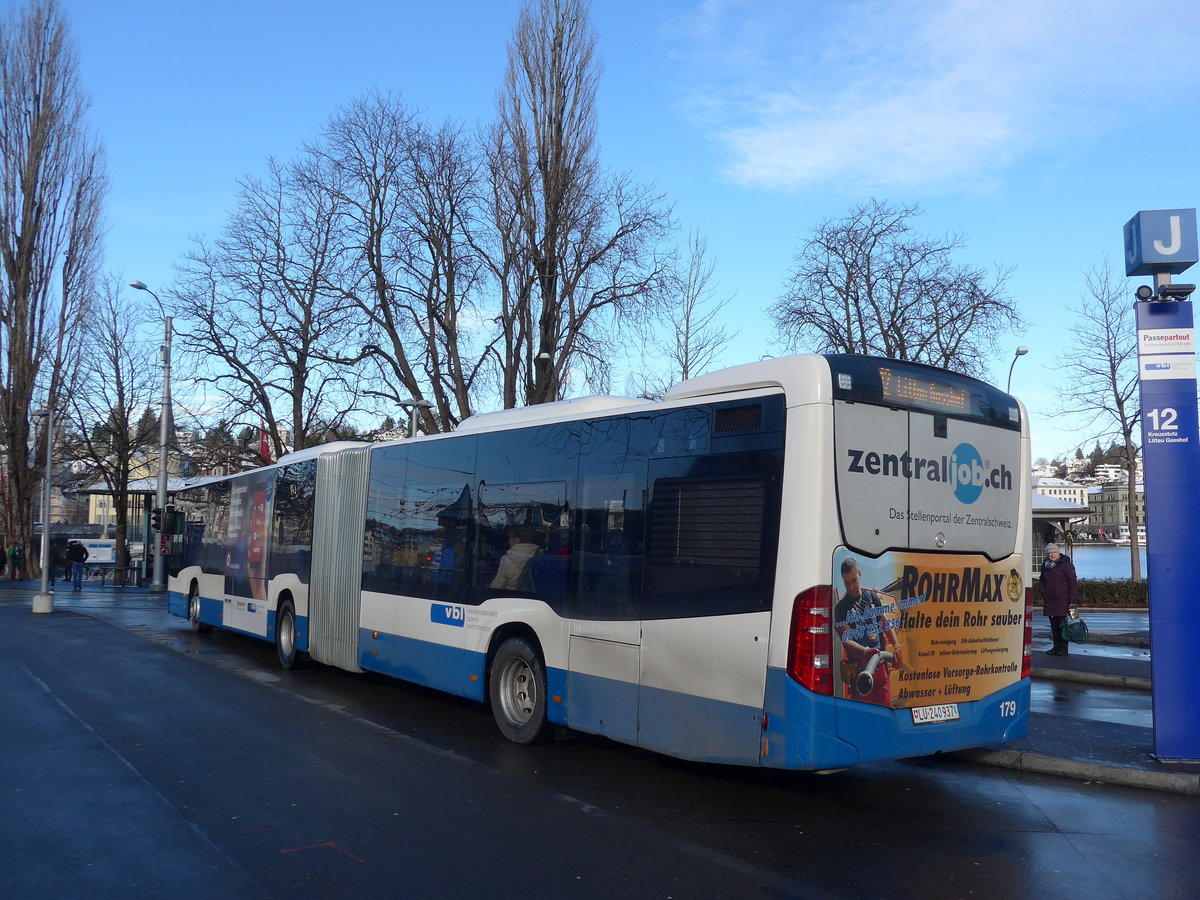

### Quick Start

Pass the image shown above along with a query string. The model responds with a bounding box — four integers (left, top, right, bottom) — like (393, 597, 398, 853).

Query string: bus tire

(276, 600, 301, 670)
(489, 636, 551, 745)
(188, 583, 212, 634)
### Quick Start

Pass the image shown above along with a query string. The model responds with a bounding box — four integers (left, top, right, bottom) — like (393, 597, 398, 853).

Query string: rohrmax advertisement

(832, 548, 1025, 711)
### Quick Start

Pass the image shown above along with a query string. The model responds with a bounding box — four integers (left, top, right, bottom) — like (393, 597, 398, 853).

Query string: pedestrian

(1040, 542, 1078, 656)
(66, 540, 89, 591)
(7, 541, 24, 581)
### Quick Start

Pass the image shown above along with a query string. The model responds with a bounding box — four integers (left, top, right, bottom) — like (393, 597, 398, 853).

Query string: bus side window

(573, 475, 645, 621)
(473, 424, 579, 602)
(571, 413, 654, 621)
(398, 440, 476, 604)
(476, 484, 568, 598)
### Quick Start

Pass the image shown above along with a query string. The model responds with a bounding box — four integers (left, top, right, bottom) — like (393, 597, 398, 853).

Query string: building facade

(1032, 476, 1088, 508)
(1087, 483, 1146, 535)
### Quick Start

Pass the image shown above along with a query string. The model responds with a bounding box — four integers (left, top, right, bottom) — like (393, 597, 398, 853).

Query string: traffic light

(151, 507, 162, 531)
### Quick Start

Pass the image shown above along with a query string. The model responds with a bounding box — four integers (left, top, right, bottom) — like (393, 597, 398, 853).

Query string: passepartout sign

(1138, 328, 1195, 353)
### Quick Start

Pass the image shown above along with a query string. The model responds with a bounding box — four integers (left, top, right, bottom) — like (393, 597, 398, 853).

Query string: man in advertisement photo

(834, 556, 904, 706)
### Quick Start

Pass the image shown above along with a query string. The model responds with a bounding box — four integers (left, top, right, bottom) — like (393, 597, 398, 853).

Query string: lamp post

(130, 280, 171, 593)
(359, 345, 434, 438)
(535, 350, 553, 402)
(1007, 345, 1029, 393)
(32, 409, 54, 614)
(401, 399, 434, 438)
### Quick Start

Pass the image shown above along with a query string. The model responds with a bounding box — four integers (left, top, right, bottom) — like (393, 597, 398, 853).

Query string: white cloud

(672, 0, 1200, 192)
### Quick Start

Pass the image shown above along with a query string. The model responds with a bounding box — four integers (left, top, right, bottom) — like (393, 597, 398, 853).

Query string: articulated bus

(167, 354, 1032, 769)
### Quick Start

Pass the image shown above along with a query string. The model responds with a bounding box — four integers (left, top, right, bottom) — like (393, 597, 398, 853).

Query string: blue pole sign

(1125, 209, 1199, 276)
(1130, 209, 1200, 762)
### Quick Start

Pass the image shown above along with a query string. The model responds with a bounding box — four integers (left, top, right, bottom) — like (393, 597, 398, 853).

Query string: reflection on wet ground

(1031, 619, 1153, 729)
(1030, 678, 1152, 729)
(1034, 635, 1150, 661)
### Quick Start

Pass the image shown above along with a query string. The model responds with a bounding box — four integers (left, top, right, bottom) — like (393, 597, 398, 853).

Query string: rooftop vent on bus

(714, 404, 762, 433)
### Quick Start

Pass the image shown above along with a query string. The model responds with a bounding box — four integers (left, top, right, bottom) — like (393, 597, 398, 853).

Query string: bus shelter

(1031, 491, 1090, 563)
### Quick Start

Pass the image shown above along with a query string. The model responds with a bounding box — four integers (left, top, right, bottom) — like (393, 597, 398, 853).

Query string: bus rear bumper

(761, 667, 1031, 770)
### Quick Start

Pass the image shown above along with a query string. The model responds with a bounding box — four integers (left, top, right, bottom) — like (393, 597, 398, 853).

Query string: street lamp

(401, 399, 434, 438)
(358, 345, 434, 438)
(1007, 345, 1029, 393)
(32, 409, 54, 614)
(535, 351, 553, 400)
(130, 280, 171, 593)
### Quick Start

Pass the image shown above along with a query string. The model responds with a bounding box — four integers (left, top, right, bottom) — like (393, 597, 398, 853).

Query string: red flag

(259, 425, 271, 465)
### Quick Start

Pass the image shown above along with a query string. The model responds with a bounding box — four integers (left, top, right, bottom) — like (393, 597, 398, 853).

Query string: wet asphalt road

(2, 592, 1197, 899)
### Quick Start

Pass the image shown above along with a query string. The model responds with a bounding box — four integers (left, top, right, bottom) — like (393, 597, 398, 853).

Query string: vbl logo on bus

(431, 603, 466, 627)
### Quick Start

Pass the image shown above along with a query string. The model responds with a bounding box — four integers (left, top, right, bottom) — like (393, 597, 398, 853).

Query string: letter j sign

(1124, 209, 1199, 276)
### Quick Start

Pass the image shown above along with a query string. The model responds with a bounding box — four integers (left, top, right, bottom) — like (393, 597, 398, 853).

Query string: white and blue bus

(168, 354, 1032, 769)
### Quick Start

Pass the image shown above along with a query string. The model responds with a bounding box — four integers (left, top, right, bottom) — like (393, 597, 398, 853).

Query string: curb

(1088, 634, 1151, 648)
(1036, 631, 1150, 649)
(958, 747, 1200, 796)
(1032, 608, 1148, 615)
(1033, 667, 1152, 691)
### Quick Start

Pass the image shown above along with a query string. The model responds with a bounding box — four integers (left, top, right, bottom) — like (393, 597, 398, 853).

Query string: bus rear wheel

(188, 584, 212, 634)
(276, 600, 300, 670)
(489, 637, 551, 745)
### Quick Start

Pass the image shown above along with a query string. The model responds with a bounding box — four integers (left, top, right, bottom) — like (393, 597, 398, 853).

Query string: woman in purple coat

(1040, 542, 1078, 656)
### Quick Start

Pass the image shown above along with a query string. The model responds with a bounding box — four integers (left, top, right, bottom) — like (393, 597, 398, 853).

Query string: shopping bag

(1060, 616, 1089, 644)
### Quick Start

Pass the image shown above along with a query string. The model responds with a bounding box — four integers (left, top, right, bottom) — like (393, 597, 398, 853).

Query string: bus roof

(664, 355, 829, 403)
(454, 395, 655, 432)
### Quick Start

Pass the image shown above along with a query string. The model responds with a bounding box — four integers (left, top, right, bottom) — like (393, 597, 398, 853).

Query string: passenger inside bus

(491, 525, 542, 590)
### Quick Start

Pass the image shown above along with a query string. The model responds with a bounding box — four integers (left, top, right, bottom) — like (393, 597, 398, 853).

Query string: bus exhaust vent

(714, 404, 762, 433)
(651, 479, 764, 570)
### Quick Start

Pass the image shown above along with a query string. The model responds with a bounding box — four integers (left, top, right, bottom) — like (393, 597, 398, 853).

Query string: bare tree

(182, 418, 260, 476)
(172, 157, 362, 457)
(485, 0, 672, 406)
(305, 91, 490, 432)
(629, 231, 737, 399)
(0, 0, 104, 565)
(770, 199, 1019, 378)
(1053, 260, 1142, 580)
(63, 277, 159, 578)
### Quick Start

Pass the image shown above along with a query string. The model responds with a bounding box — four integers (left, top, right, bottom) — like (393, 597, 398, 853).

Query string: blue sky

(50, 0, 1200, 460)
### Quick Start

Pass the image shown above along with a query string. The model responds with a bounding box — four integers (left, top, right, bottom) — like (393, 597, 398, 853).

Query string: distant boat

(1112, 525, 1147, 545)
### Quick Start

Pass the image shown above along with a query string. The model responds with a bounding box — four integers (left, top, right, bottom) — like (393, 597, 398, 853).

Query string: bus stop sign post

(1125, 208, 1200, 763)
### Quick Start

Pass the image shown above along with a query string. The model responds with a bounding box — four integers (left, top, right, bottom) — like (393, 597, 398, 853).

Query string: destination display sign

(879, 367, 970, 414)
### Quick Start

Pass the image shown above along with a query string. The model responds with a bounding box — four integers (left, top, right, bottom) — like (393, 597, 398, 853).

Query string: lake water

(1067, 545, 1149, 580)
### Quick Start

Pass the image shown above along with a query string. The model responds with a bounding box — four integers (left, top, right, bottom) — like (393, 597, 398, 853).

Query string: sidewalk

(2, 581, 1197, 795)
(962, 618, 1200, 795)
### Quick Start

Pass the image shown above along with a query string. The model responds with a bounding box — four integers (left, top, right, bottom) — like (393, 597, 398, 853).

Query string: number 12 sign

(1135, 297, 1200, 761)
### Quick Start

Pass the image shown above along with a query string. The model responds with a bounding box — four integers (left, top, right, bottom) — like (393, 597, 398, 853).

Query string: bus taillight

(1021, 587, 1033, 679)
(788, 586, 834, 695)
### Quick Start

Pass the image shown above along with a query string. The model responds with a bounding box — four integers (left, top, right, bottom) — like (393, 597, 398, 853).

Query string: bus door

(638, 451, 778, 763)
(567, 473, 644, 744)
(223, 472, 274, 637)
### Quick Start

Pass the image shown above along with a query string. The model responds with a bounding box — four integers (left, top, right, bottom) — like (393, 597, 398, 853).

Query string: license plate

(911, 703, 960, 725)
